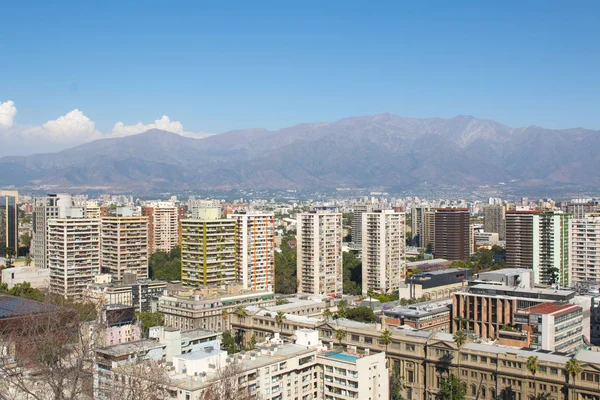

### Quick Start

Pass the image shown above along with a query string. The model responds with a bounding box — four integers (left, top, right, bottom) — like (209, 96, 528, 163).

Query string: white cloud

(0, 100, 17, 127)
(22, 109, 101, 143)
(0, 101, 214, 156)
(112, 115, 213, 139)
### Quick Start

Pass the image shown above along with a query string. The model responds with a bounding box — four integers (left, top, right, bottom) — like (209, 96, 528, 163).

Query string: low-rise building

(158, 290, 276, 332)
(383, 299, 452, 332)
(84, 276, 167, 312)
(1, 266, 50, 289)
(475, 268, 533, 288)
(504, 302, 584, 353)
(399, 268, 472, 300)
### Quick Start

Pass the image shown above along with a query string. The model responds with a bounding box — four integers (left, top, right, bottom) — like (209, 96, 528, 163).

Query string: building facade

(570, 214, 600, 285)
(483, 205, 506, 240)
(228, 212, 275, 291)
(32, 193, 74, 269)
(351, 203, 374, 246)
(48, 217, 101, 299)
(297, 211, 343, 297)
(411, 205, 431, 248)
(433, 208, 470, 261)
(180, 217, 237, 287)
(0, 190, 18, 256)
(101, 215, 149, 280)
(361, 210, 406, 295)
(142, 202, 184, 254)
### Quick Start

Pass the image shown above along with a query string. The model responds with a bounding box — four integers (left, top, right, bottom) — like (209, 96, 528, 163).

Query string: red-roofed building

(502, 302, 584, 353)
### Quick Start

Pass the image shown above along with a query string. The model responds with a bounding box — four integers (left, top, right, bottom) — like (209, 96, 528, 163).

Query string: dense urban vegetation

(135, 310, 164, 337)
(275, 234, 297, 293)
(149, 246, 181, 281)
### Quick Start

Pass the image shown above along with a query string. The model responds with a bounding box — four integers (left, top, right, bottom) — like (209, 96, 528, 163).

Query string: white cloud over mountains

(0, 100, 212, 154)
(0, 100, 17, 127)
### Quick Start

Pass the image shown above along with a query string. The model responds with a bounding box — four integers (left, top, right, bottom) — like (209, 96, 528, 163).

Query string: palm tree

(453, 330, 467, 378)
(335, 329, 346, 349)
(565, 358, 582, 400)
(453, 317, 468, 331)
(526, 356, 540, 400)
(367, 288, 376, 310)
(381, 329, 393, 367)
(337, 299, 349, 319)
(323, 307, 333, 322)
(234, 305, 247, 320)
(275, 311, 286, 335)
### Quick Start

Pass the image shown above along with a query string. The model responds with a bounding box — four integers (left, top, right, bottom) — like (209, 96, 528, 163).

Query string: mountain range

(1, 114, 599, 191)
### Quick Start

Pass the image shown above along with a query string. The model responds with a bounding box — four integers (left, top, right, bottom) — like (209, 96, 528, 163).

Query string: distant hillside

(1, 115, 599, 190)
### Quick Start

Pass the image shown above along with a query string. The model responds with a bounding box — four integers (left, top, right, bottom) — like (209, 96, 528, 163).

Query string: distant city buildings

(361, 210, 406, 294)
(297, 210, 343, 297)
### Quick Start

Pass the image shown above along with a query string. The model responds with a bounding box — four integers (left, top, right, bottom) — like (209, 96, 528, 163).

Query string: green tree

(565, 358, 582, 400)
(335, 329, 346, 348)
(275, 297, 289, 305)
(275, 311, 286, 334)
(346, 306, 378, 323)
(336, 299, 349, 319)
(323, 307, 333, 322)
(381, 329, 393, 364)
(274, 235, 297, 294)
(453, 330, 467, 376)
(135, 311, 163, 337)
(526, 356, 540, 400)
(149, 248, 181, 281)
(25, 255, 32, 266)
(246, 335, 257, 351)
(222, 330, 238, 354)
(343, 252, 362, 295)
(390, 363, 406, 400)
(0, 282, 46, 302)
(437, 374, 466, 400)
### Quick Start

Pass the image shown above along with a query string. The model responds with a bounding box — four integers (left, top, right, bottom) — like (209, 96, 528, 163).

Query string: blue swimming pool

(324, 352, 359, 362)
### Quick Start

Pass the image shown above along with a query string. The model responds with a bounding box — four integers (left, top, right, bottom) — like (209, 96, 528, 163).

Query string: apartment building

(158, 290, 276, 332)
(483, 205, 506, 240)
(0, 190, 18, 256)
(570, 213, 600, 285)
(297, 211, 343, 297)
(351, 203, 374, 246)
(566, 202, 598, 219)
(361, 210, 406, 295)
(433, 208, 470, 260)
(411, 205, 430, 248)
(319, 349, 388, 400)
(228, 211, 275, 291)
(180, 216, 237, 287)
(506, 210, 571, 286)
(48, 217, 101, 299)
(32, 193, 75, 268)
(142, 202, 184, 254)
(101, 211, 149, 280)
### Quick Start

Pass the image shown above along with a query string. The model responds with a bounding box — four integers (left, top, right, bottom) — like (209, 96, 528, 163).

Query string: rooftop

(518, 303, 581, 316)
(96, 339, 164, 357)
(320, 351, 360, 363)
(0, 294, 57, 319)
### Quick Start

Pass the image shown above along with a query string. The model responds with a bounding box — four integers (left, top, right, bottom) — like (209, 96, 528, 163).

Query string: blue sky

(1, 1, 599, 154)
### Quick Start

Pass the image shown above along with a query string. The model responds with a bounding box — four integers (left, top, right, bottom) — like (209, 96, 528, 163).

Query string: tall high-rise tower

(0, 190, 18, 256)
(228, 212, 275, 291)
(411, 206, 430, 247)
(351, 203, 374, 246)
(433, 208, 470, 260)
(32, 194, 74, 268)
(297, 211, 343, 297)
(570, 213, 600, 285)
(142, 202, 184, 254)
(361, 210, 406, 294)
(483, 205, 506, 240)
